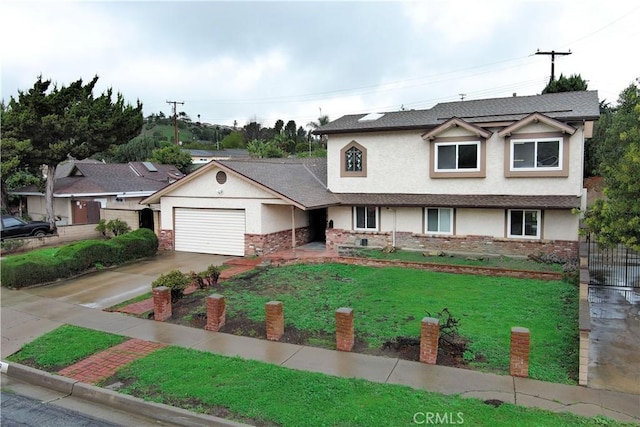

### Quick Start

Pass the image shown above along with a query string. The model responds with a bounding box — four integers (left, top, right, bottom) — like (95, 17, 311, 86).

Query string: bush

(152, 270, 189, 302)
(1, 227, 158, 289)
(0, 239, 27, 254)
(203, 264, 221, 286)
(96, 219, 131, 238)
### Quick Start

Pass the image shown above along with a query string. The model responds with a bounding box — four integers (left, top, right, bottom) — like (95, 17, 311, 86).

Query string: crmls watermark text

(413, 412, 464, 424)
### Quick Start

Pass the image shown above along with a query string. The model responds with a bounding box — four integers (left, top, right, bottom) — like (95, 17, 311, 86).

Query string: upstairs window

(340, 141, 367, 177)
(345, 146, 363, 172)
(511, 138, 561, 170)
(430, 137, 485, 178)
(435, 142, 480, 171)
(354, 206, 378, 231)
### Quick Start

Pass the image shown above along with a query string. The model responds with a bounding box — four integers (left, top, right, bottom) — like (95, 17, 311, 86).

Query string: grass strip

(114, 346, 628, 427)
(6, 325, 126, 369)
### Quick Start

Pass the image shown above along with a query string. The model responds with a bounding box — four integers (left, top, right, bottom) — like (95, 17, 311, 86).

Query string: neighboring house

(185, 149, 250, 165)
(142, 91, 599, 259)
(12, 161, 184, 232)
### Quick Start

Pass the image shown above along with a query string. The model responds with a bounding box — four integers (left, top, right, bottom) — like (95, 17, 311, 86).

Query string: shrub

(1, 238, 27, 254)
(203, 264, 221, 286)
(1, 227, 158, 289)
(152, 270, 189, 302)
(96, 218, 131, 238)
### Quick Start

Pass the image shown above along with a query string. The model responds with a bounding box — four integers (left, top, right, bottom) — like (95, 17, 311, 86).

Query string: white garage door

(174, 208, 245, 256)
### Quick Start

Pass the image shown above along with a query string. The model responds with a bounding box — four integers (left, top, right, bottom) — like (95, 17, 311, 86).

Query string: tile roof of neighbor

(217, 158, 340, 209)
(14, 162, 184, 195)
(186, 149, 250, 158)
(317, 90, 600, 134)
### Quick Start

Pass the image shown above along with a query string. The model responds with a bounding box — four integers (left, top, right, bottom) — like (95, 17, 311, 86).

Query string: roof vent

(358, 112, 384, 122)
(142, 161, 158, 172)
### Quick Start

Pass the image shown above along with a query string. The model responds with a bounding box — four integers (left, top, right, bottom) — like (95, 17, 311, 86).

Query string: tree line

(1, 74, 638, 250)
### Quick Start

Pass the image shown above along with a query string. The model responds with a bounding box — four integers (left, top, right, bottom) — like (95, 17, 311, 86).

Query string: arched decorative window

(345, 146, 363, 172)
(340, 141, 367, 177)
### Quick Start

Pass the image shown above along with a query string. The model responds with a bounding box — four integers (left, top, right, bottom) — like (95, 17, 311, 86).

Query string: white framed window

(425, 208, 453, 234)
(510, 138, 561, 170)
(508, 209, 540, 239)
(353, 206, 378, 231)
(434, 141, 480, 171)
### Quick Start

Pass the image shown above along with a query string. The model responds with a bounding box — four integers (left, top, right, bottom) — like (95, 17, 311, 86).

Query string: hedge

(0, 228, 158, 289)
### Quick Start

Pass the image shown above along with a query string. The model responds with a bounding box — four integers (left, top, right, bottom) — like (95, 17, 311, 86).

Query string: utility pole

(166, 100, 184, 145)
(535, 49, 571, 83)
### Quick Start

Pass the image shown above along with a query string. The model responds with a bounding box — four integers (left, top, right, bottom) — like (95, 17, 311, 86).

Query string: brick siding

(326, 229, 578, 259)
(245, 227, 311, 256)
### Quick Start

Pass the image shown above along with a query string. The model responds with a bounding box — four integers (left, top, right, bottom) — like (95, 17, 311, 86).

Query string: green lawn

(213, 264, 578, 383)
(7, 326, 628, 427)
(6, 325, 126, 369)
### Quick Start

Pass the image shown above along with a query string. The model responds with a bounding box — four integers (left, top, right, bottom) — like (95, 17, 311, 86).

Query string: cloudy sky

(2, 1, 639, 129)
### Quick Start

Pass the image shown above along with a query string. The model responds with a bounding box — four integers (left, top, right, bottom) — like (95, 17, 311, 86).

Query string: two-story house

(142, 90, 599, 259)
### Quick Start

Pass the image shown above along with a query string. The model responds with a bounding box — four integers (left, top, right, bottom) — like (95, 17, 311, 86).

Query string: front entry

(139, 208, 155, 230)
(308, 208, 327, 242)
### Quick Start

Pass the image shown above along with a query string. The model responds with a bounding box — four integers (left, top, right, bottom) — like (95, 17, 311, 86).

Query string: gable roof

(422, 117, 493, 140)
(316, 91, 600, 134)
(498, 112, 576, 137)
(13, 161, 184, 197)
(142, 157, 339, 210)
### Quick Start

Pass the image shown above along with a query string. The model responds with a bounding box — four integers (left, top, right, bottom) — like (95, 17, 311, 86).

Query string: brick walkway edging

(57, 338, 167, 384)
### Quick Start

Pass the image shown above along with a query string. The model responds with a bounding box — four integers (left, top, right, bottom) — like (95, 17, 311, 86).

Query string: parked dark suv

(0, 215, 53, 240)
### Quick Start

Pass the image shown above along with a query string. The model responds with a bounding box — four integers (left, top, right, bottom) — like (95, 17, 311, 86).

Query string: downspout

(291, 206, 296, 251)
(392, 208, 397, 248)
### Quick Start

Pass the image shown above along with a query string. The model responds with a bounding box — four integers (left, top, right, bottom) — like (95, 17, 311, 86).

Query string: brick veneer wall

(326, 229, 578, 259)
(158, 229, 174, 251)
(245, 227, 311, 256)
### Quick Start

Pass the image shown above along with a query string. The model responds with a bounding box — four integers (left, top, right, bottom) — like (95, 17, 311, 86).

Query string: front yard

(164, 263, 578, 384)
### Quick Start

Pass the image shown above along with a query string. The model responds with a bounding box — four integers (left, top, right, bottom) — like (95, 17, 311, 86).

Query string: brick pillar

(420, 317, 440, 364)
(510, 327, 530, 377)
(152, 286, 172, 321)
(205, 294, 226, 332)
(265, 301, 284, 341)
(335, 307, 354, 352)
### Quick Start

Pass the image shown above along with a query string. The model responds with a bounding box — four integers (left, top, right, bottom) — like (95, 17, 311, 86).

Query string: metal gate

(587, 234, 640, 288)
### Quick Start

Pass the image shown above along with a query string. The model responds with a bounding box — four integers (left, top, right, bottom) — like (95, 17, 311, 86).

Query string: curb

(3, 361, 250, 427)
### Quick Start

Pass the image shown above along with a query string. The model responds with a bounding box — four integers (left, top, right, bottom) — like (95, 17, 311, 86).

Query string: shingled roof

(13, 161, 184, 196)
(317, 90, 600, 134)
(217, 158, 340, 209)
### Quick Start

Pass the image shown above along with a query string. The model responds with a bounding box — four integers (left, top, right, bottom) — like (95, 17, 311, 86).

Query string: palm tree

(307, 115, 330, 148)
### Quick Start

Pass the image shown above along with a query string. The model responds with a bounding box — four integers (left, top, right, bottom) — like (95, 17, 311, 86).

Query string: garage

(174, 208, 245, 256)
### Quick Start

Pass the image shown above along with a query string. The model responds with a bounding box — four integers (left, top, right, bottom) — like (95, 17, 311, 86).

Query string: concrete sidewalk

(2, 287, 638, 424)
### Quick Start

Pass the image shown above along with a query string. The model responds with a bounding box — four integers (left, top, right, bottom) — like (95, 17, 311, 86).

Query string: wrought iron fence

(587, 234, 640, 288)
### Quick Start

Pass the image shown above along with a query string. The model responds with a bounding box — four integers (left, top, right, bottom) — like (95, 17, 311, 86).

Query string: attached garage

(174, 208, 245, 256)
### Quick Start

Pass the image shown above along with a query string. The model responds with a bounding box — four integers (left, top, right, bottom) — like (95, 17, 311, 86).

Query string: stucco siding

(456, 208, 505, 237)
(261, 205, 309, 234)
(168, 166, 279, 200)
(328, 206, 353, 230)
(380, 207, 423, 233)
(327, 124, 585, 197)
(543, 209, 579, 241)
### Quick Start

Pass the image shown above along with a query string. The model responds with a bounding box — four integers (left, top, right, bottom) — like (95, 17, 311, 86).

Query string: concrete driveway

(23, 252, 231, 310)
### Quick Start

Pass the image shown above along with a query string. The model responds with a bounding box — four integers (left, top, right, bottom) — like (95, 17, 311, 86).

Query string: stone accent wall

(152, 286, 172, 321)
(158, 229, 174, 251)
(510, 327, 530, 377)
(420, 317, 440, 364)
(265, 301, 284, 341)
(205, 294, 226, 332)
(335, 307, 354, 352)
(326, 229, 578, 259)
(245, 227, 311, 256)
